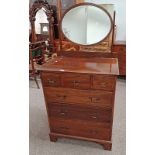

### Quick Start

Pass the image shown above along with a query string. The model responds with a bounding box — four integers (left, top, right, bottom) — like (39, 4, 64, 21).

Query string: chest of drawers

(39, 56, 119, 150)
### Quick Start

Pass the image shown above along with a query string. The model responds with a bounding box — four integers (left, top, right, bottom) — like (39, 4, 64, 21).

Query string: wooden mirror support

(29, 0, 55, 54)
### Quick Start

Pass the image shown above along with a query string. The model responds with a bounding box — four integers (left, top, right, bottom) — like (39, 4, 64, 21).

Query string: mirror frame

(29, 0, 55, 53)
(60, 3, 113, 46)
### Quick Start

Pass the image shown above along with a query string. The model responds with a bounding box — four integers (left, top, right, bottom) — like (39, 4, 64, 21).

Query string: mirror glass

(61, 4, 112, 46)
(35, 8, 48, 35)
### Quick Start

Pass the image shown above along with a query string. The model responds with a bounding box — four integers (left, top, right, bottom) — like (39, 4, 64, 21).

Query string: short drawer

(92, 75, 116, 91)
(62, 73, 90, 89)
(50, 118, 111, 141)
(41, 72, 61, 87)
(48, 103, 112, 123)
(44, 87, 113, 108)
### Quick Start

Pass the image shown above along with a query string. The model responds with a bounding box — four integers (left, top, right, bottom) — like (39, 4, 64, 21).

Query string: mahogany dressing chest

(33, 1, 120, 151)
(39, 56, 119, 150)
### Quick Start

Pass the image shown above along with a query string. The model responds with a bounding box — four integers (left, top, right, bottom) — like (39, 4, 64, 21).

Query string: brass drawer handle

(56, 95, 66, 99)
(101, 82, 106, 87)
(73, 80, 80, 86)
(91, 116, 97, 119)
(89, 97, 101, 102)
(60, 112, 65, 115)
(60, 111, 67, 115)
(48, 79, 56, 84)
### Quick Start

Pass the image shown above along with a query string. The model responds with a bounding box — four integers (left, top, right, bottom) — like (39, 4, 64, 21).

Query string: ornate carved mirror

(61, 3, 113, 47)
(35, 8, 49, 36)
(29, 0, 55, 54)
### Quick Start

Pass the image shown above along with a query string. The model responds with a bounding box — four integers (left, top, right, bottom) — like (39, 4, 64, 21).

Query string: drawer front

(62, 73, 90, 89)
(44, 87, 113, 108)
(50, 118, 111, 140)
(49, 103, 112, 123)
(93, 75, 116, 91)
(41, 72, 61, 87)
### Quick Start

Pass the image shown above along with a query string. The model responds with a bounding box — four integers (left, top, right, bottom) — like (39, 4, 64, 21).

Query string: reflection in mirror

(29, 0, 57, 57)
(33, 7, 49, 59)
(40, 23, 49, 35)
(34, 7, 50, 43)
(61, 5, 112, 46)
(43, 26, 48, 32)
(35, 8, 48, 34)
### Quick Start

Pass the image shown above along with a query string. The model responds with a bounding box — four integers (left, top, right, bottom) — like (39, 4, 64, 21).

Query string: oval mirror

(61, 3, 113, 46)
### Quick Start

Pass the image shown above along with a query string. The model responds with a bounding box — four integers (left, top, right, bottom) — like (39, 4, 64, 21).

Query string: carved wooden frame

(29, 0, 55, 53)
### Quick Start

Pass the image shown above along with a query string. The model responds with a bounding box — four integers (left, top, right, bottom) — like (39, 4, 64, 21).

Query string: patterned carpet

(29, 78, 126, 155)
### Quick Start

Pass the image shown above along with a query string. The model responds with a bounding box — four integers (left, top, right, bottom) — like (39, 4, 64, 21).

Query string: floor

(29, 78, 126, 155)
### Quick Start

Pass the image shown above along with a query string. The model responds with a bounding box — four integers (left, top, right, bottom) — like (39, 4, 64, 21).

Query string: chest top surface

(38, 56, 119, 75)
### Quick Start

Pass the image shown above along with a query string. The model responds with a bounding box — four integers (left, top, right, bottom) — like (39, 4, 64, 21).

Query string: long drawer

(44, 87, 113, 108)
(50, 118, 111, 141)
(48, 103, 112, 123)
